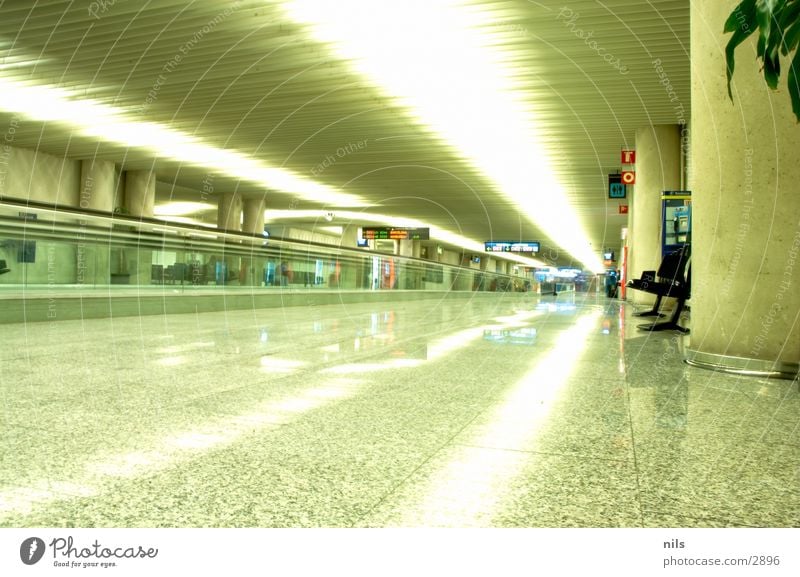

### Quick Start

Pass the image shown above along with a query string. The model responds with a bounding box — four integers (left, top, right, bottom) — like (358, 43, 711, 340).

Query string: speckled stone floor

(1, 293, 798, 527)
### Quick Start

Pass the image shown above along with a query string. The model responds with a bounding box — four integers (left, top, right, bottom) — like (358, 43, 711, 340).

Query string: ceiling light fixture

(0, 76, 367, 208)
(282, 0, 605, 272)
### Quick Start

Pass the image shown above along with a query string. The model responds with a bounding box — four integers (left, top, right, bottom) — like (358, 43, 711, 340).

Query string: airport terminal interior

(0, 1, 798, 528)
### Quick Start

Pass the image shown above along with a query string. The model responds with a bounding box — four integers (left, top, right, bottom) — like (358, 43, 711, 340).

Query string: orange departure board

(361, 227, 430, 240)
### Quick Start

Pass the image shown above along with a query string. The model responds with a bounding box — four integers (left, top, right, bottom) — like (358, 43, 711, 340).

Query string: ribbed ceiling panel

(0, 0, 690, 267)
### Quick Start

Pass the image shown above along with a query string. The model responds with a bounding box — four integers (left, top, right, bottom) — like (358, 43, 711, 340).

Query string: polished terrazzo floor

(1, 292, 798, 527)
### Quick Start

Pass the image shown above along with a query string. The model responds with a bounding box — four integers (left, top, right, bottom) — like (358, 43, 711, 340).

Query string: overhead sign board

(484, 241, 540, 253)
(361, 226, 430, 240)
(609, 173, 625, 198)
(662, 190, 692, 199)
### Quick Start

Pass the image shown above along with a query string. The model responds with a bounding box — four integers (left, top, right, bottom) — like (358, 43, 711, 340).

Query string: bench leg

(638, 299, 689, 333)
(633, 294, 665, 317)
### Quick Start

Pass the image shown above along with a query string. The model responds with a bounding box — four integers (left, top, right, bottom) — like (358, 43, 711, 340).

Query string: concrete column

(340, 224, 360, 248)
(217, 192, 242, 285)
(241, 197, 265, 286)
(124, 170, 155, 217)
(0, 146, 80, 285)
(78, 159, 116, 284)
(628, 125, 681, 305)
(217, 192, 242, 232)
(123, 170, 155, 286)
(398, 240, 413, 257)
(242, 197, 265, 235)
(685, 0, 800, 377)
(337, 225, 361, 289)
(80, 159, 116, 213)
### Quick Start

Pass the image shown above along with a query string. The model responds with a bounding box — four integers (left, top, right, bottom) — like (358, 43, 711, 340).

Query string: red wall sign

(621, 170, 636, 185)
(621, 150, 636, 164)
(619, 204, 629, 214)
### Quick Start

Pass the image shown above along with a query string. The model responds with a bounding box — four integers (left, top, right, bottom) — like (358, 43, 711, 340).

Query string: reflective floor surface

(1, 293, 798, 527)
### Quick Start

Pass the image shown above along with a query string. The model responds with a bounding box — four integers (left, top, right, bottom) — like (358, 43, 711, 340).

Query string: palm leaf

(788, 49, 800, 121)
(725, 0, 758, 98)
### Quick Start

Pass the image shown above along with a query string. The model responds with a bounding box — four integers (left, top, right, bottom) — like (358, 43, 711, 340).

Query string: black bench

(627, 244, 691, 333)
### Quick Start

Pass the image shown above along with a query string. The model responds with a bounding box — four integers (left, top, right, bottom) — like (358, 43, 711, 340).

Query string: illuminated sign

(609, 174, 625, 198)
(361, 226, 430, 240)
(621, 150, 636, 164)
(484, 241, 540, 253)
(621, 170, 636, 185)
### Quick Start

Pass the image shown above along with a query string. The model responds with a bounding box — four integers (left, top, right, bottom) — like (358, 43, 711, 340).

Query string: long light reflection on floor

(392, 311, 601, 526)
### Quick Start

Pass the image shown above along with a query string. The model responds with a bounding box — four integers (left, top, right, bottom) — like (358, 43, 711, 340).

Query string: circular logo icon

(20, 537, 46, 565)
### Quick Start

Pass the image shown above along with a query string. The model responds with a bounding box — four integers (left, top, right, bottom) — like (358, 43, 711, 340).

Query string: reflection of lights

(426, 327, 485, 360)
(322, 358, 423, 374)
(272, 398, 319, 413)
(483, 328, 537, 345)
(282, 0, 603, 272)
(492, 310, 541, 325)
(260, 329, 269, 343)
(155, 356, 185, 366)
(259, 357, 306, 373)
(157, 342, 215, 354)
(0, 377, 361, 515)
(392, 311, 600, 525)
(168, 433, 228, 450)
(320, 343, 340, 353)
(536, 302, 577, 313)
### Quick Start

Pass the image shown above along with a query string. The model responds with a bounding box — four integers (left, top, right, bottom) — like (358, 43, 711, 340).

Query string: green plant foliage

(724, 0, 800, 121)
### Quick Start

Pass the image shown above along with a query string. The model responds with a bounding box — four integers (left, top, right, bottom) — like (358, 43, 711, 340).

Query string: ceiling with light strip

(0, 0, 690, 271)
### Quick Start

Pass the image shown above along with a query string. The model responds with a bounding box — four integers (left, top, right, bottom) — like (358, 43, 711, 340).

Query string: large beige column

(335, 225, 361, 289)
(79, 159, 116, 212)
(124, 170, 155, 217)
(78, 159, 116, 284)
(217, 192, 242, 231)
(0, 146, 80, 285)
(242, 197, 265, 235)
(217, 192, 242, 285)
(123, 170, 155, 286)
(398, 239, 413, 257)
(241, 197, 265, 286)
(686, 0, 800, 377)
(628, 125, 681, 305)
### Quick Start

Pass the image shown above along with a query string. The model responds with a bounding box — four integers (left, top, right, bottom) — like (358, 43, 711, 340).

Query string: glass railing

(0, 199, 541, 296)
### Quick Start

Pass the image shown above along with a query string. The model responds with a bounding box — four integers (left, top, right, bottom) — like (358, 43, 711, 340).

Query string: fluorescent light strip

(283, 0, 605, 272)
(0, 77, 366, 207)
(154, 201, 217, 217)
